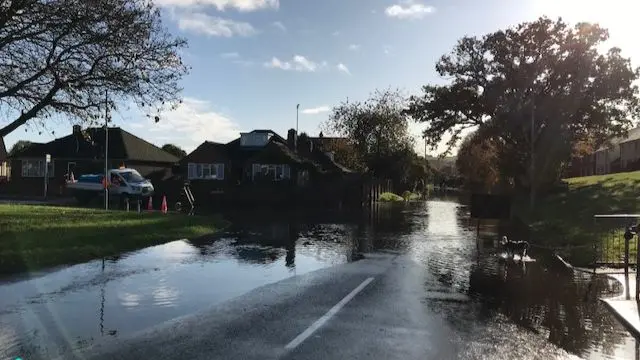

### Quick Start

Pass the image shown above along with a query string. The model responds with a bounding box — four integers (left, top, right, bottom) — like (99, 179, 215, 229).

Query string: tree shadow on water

(466, 257, 628, 358)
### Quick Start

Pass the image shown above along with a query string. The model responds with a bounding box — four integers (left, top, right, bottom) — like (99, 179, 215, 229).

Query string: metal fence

(593, 215, 640, 268)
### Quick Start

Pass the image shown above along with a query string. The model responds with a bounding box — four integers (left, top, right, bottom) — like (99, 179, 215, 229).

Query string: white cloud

(220, 52, 240, 58)
(129, 98, 241, 152)
(337, 63, 351, 75)
(302, 106, 330, 115)
(177, 12, 256, 37)
(155, 0, 279, 12)
(264, 55, 321, 72)
(348, 44, 361, 51)
(385, 2, 435, 19)
(264, 57, 292, 70)
(272, 21, 286, 31)
(293, 55, 317, 72)
(332, 31, 340, 36)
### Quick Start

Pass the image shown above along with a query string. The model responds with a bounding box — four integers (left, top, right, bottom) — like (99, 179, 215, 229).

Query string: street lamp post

(296, 104, 300, 134)
(104, 90, 109, 210)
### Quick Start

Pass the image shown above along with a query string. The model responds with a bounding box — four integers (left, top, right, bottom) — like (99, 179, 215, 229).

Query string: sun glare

(534, 0, 640, 60)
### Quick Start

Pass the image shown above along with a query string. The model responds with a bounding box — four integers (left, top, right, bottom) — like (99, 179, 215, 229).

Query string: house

(569, 127, 640, 177)
(618, 128, 640, 171)
(7, 125, 179, 196)
(0, 136, 8, 182)
(181, 129, 358, 207)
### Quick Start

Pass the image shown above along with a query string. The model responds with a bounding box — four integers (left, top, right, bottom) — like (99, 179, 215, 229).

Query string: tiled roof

(186, 130, 352, 174)
(11, 127, 179, 163)
(0, 137, 6, 162)
(182, 141, 228, 164)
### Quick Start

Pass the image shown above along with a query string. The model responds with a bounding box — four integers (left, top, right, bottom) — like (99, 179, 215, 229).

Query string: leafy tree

(0, 0, 188, 138)
(406, 17, 640, 193)
(8, 140, 33, 156)
(324, 89, 414, 178)
(456, 131, 500, 192)
(318, 136, 362, 172)
(161, 143, 187, 158)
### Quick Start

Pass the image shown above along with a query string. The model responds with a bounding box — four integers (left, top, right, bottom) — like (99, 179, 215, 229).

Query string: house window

(188, 163, 224, 180)
(21, 160, 54, 177)
(240, 133, 271, 147)
(252, 164, 291, 181)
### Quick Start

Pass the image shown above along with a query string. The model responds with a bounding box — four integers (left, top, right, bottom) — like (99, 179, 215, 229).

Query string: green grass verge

(0, 204, 229, 274)
(516, 171, 640, 266)
(401, 191, 422, 201)
(379, 192, 405, 202)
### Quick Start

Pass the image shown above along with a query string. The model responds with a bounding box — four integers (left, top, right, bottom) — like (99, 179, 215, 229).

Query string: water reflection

(415, 200, 633, 360)
(0, 199, 637, 360)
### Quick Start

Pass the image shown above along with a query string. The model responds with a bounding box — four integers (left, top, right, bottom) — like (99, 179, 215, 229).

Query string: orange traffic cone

(147, 196, 153, 211)
(161, 196, 168, 214)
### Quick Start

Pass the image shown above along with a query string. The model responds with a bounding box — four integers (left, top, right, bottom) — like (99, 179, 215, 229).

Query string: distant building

(7, 125, 178, 196)
(619, 128, 640, 171)
(0, 136, 8, 182)
(569, 127, 640, 177)
(181, 129, 359, 207)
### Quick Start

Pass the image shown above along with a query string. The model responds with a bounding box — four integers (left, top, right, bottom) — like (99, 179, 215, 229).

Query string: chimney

(287, 129, 297, 151)
(72, 125, 81, 135)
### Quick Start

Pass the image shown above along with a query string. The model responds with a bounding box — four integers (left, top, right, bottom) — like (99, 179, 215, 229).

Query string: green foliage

(0, 205, 227, 273)
(379, 192, 405, 202)
(162, 143, 187, 158)
(401, 191, 421, 201)
(0, 0, 189, 137)
(456, 130, 501, 192)
(407, 17, 640, 192)
(515, 171, 640, 266)
(324, 88, 428, 191)
(8, 140, 33, 156)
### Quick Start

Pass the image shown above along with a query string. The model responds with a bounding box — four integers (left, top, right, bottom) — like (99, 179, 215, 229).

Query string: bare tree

(0, 0, 189, 137)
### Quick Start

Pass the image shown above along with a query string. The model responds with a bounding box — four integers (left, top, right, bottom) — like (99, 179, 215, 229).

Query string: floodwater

(0, 197, 636, 359)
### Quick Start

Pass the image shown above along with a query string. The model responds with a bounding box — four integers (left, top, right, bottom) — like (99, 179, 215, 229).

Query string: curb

(600, 299, 640, 339)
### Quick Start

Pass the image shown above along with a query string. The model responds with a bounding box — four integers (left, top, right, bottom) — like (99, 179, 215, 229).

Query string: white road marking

(284, 277, 375, 350)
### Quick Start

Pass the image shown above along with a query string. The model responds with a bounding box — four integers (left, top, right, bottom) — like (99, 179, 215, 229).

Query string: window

(252, 164, 291, 181)
(21, 160, 54, 178)
(240, 133, 271, 147)
(188, 163, 224, 180)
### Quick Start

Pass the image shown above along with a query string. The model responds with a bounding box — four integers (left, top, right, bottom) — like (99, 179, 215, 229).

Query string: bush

(379, 192, 405, 202)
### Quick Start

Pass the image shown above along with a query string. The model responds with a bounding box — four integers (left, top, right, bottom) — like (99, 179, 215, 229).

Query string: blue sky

(4, 0, 639, 155)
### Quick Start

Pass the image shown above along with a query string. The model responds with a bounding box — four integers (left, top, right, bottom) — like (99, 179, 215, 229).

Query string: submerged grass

(0, 204, 228, 274)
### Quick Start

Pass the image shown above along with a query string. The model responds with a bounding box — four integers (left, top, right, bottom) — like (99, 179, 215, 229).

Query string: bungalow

(7, 125, 179, 196)
(181, 129, 358, 207)
(0, 136, 7, 182)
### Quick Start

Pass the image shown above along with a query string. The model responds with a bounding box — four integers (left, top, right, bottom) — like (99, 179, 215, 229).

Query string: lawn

(0, 205, 229, 274)
(378, 191, 422, 202)
(518, 171, 640, 266)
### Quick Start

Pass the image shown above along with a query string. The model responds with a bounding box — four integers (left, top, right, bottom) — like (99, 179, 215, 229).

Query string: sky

(3, 0, 640, 156)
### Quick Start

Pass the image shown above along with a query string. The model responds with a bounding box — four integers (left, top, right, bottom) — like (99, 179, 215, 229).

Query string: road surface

(63, 252, 576, 360)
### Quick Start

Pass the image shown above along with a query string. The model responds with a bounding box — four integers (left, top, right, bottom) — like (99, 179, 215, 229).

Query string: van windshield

(120, 171, 145, 183)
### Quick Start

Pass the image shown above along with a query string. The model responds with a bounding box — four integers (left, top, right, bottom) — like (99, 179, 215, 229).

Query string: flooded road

(0, 197, 637, 359)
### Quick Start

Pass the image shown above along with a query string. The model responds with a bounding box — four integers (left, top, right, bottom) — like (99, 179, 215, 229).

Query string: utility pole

(296, 104, 300, 134)
(530, 100, 535, 211)
(424, 135, 427, 161)
(104, 90, 109, 210)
